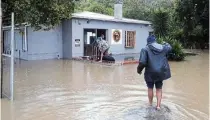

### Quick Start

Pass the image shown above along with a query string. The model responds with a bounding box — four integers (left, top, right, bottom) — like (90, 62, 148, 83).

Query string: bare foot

(149, 103, 153, 106)
(156, 106, 161, 110)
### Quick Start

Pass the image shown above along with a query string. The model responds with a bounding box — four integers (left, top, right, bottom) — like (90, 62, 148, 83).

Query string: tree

(75, 0, 175, 21)
(88, 3, 113, 15)
(152, 8, 169, 37)
(2, 0, 76, 30)
(75, 0, 114, 15)
(175, 0, 209, 48)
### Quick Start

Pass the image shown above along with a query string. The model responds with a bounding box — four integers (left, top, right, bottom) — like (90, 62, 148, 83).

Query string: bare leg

(99, 53, 103, 62)
(156, 89, 162, 109)
(148, 88, 153, 106)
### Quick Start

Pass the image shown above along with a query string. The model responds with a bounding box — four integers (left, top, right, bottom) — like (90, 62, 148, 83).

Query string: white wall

(71, 18, 152, 57)
(27, 26, 63, 60)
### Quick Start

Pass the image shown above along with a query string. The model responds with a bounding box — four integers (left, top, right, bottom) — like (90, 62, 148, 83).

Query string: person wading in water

(137, 35, 172, 110)
(96, 34, 110, 62)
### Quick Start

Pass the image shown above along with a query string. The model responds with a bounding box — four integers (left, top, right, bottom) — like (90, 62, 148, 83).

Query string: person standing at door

(137, 35, 172, 110)
(96, 34, 110, 62)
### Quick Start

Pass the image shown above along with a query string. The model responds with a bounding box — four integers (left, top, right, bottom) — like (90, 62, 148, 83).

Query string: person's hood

(147, 35, 156, 44)
(147, 42, 164, 55)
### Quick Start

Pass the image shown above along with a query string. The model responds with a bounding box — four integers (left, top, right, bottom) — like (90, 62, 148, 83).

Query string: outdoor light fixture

(77, 20, 81, 25)
(87, 19, 90, 24)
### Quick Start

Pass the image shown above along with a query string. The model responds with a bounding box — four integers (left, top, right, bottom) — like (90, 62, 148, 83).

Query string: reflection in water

(1, 51, 209, 120)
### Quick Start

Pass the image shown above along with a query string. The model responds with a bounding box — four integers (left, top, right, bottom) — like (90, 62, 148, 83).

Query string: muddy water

(1, 51, 209, 120)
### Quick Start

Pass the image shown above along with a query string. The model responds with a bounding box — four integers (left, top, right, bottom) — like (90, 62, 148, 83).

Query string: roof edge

(71, 11, 152, 25)
(71, 16, 152, 25)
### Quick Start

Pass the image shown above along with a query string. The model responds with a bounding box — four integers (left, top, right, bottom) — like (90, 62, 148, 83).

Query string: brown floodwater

(1, 51, 209, 120)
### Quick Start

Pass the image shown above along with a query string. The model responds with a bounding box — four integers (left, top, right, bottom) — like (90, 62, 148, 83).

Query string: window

(125, 31, 136, 48)
(2, 31, 5, 54)
(22, 26, 28, 51)
(2, 30, 11, 54)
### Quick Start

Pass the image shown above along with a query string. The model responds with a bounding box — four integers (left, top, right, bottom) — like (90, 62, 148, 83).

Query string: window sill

(125, 46, 135, 49)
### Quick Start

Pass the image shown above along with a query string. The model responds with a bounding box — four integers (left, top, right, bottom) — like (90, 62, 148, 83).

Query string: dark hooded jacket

(137, 42, 172, 82)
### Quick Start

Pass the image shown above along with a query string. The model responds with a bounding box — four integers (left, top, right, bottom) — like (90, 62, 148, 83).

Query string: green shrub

(157, 36, 186, 61)
(152, 8, 170, 37)
(170, 28, 184, 40)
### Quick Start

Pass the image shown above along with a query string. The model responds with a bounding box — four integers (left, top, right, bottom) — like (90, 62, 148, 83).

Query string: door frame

(83, 28, 108, 57)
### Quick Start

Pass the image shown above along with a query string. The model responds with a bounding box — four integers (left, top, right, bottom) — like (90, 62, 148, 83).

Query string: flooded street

(1, 51, 209, 120)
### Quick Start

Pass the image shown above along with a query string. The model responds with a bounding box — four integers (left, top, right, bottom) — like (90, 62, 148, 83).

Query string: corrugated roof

(72, 11, 151, 25)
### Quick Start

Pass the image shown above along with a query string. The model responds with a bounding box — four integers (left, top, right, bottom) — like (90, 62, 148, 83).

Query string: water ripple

(13, 84, 207, 120)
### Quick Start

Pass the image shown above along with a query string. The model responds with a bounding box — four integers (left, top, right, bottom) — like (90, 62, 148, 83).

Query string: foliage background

(2, 0, 209, 54)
